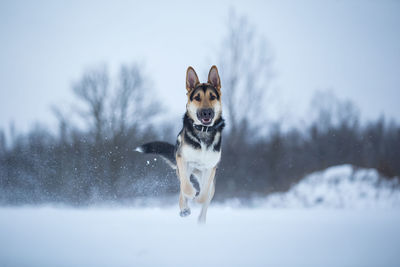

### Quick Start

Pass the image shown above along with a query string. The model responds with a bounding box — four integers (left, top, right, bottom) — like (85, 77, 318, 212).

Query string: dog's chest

(181, 143, 221, 169)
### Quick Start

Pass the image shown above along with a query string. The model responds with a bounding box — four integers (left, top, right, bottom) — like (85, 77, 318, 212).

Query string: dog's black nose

(199, 108, 214, 120)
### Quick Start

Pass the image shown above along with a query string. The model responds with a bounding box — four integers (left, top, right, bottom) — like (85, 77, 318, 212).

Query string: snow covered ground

(1, 165, 400, 267)
(1, 206, 400, 267)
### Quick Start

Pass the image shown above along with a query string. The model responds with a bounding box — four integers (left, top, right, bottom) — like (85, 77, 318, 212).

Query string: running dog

(136, 65, 225, 223)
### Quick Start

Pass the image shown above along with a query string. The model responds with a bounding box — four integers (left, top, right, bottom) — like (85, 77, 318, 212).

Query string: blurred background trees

(1, 83, 399, 205)
(0, 63, 178, 205)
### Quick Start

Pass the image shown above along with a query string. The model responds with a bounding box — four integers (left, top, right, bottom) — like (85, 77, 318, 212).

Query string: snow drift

(260, 164, 400, 209)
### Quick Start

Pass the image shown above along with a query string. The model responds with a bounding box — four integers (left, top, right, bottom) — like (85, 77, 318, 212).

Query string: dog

(136, 65, 225, 223)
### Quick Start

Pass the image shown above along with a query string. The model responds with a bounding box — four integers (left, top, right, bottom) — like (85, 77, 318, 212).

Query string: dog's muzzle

(197, 108, 214, 125)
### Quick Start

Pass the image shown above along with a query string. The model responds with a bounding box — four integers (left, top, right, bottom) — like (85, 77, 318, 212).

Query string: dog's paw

(179, 208, 191, 217)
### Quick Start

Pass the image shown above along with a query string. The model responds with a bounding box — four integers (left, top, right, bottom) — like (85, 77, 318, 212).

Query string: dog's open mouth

(197, 109, 214, 126)
(201, 118, 212, 125)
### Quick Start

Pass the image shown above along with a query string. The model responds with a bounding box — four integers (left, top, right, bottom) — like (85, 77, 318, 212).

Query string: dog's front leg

(176, 155, 196, 217)
(196, 167, 217, 224)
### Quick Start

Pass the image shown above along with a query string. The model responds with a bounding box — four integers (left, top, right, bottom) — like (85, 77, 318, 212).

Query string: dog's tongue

(202, 118, 211, 125)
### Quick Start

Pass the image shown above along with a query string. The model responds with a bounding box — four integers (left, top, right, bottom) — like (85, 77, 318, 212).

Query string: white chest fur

(181, 143, 221, 170)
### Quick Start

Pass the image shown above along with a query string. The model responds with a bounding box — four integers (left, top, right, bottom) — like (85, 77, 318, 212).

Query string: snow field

(1, 206, 400, 267)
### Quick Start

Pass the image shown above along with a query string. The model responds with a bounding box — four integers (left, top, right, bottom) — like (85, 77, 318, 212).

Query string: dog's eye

(210, 94, 216, 101)
(194, 95, 201, 102)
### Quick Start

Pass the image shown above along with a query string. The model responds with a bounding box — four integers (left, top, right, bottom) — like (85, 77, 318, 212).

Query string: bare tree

(73, 66, 109, 143)
(219, 10, 274, 141)
(215, 11, 275, 196)
(110, 64, 161, 137)
(71, 64, 160, 141)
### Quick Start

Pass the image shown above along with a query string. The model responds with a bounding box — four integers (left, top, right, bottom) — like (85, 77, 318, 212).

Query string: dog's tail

(135, 141, 176, 169)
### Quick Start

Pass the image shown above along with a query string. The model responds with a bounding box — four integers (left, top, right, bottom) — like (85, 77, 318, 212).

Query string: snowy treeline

(0, 88, 399, 205)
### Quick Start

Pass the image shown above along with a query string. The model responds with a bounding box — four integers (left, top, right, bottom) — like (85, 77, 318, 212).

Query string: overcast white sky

(0, 0, 399, 134)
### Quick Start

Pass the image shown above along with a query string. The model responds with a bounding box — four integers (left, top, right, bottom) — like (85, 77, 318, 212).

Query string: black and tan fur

(136, 65, 225, 223)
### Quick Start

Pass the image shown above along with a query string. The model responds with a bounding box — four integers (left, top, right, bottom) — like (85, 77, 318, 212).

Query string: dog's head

(185, 65, 222, 126)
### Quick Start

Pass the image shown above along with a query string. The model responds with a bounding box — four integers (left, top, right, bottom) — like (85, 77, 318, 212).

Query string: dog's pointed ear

(208, 65, 221, 91)
(186, 66, 199, 92)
